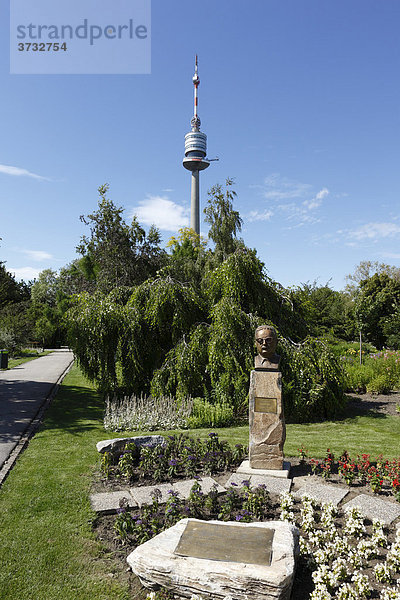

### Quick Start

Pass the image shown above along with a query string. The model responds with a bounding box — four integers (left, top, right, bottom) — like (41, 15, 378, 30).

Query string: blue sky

(1, 0, 399, 290)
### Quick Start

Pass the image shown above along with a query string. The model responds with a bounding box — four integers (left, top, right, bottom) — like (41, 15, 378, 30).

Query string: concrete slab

(130, 483, 174, 507)
(237, 459, 291, 479)
(172, 477, 225, 499)
(342, 494, 400, 525)
(293, 482, 349, 506)
(90, 490, 137, 515)
(225, 473, 291, 495)
(250, 475, 292, 495)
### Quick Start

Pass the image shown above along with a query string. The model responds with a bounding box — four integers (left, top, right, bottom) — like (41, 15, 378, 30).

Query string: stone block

(96, 435, 165, 457)
(225, 473, 291, 495)
(127, 518, 299, 600)
(130, 483, 174, 507)
(237, 460, 291, 479)
(342, 494, 400, 525)
(293, 481, 349, 507)
(249, 370, 285, 470)
(90, 490, 137, 515)
(172, 477, 226, 499)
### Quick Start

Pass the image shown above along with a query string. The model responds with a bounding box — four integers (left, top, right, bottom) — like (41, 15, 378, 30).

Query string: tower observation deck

(183, 56, 211, 235)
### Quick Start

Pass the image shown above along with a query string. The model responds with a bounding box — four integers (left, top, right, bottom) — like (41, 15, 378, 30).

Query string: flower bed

(298, 447, 400, 502)
(99, 432, 247, 485)
(93, 436, 400, 599)
(95, 481, 400, 600)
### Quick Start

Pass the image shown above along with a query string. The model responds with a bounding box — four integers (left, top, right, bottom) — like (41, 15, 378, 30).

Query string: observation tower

(183, 56, 211, 235)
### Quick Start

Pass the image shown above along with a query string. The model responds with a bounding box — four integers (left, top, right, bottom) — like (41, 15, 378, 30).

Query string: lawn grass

(1, 365, 400, 599)
(5, 350, 53, 369)
(0, 365, 132, 600)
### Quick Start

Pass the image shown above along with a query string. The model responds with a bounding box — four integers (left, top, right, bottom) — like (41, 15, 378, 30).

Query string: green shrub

(366, 374, 393, 394)
(342, 362, 375, 393)
(342, 349, 400, 394)
(186, 398, 235, 429)
(279, 337, 346, 422)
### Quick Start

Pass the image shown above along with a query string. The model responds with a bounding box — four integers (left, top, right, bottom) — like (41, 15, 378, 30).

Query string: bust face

(255, 328, 277, 360)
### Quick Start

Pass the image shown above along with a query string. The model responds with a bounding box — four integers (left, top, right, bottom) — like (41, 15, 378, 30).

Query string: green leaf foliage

(279, 337, 346, 422)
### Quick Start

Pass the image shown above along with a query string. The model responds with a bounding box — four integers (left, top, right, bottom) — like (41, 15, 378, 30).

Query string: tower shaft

(191, 170, 200, 234)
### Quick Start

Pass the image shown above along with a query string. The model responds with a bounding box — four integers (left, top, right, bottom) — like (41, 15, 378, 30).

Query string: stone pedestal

(127, 518, 299, 600)
(249, 370, 285, 470)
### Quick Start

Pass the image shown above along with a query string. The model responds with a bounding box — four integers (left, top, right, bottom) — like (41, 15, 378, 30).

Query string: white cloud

(247, 209, 273, 222)
(21, 249, 53, 261)
(0, 164, 49, 181)
(263, 173, 312, 201)
(380, 252, 400, 259)
(132, 195, 189, 231)
(350, 222, 400, 241)
(8, 266, 40, 281)
(303, 187, 329, 210)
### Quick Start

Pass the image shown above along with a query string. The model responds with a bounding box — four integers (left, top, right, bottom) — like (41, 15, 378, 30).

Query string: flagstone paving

(172, 476, 226, 499)
(225, 472, 292, 495)
(90, 490, 138, 515)
(293, 481, 349, 506)
(342, 493, 400, 525)
(89, 460, 400, 525)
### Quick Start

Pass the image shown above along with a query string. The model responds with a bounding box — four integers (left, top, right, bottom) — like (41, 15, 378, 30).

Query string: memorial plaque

(255, 397, 277, 414)
(174, 521, 274, 566)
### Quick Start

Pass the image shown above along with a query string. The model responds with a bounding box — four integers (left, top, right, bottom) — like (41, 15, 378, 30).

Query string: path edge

(0, 354, 75, 488)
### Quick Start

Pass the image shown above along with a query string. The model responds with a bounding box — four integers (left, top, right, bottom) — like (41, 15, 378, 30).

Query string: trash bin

(0, 350, 8, 369)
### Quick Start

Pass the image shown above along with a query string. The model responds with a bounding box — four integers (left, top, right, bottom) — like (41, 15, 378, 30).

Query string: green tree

(0, 262, 32, 350)
(354, 273, 400, 348)
(77, 184, 166, 292)
(288, 281, 355, 339)
(345, 260, 400, 296)
(204, 178, 243, 261)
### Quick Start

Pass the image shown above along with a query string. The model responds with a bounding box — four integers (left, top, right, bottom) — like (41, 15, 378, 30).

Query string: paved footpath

(0, 350, 74, 471)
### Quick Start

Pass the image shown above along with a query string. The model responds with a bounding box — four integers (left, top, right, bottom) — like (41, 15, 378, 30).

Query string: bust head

(255, 325, 278, 360)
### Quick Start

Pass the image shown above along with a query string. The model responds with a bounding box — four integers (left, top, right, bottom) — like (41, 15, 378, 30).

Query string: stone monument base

(237, 460, 291, 479)
(127, 518, 299, 600)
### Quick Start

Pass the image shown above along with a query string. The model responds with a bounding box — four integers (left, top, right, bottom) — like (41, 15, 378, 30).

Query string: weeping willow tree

(66, 179, 345, 422)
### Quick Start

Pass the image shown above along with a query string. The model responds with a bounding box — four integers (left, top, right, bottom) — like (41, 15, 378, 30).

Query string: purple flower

(168, 459, 178, 466)
(236, 514, 243, 521)
(208, 432, 217, 438)
(230, 482, 238, 487)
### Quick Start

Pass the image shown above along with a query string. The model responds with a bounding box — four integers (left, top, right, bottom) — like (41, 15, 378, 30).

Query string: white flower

(374, 562, 393, 584)
(312, 564, 332, 586)
(330, 557, 349, 586)
(279, 491, 295, 510)
(357, 538, 379, 561)
(372, 520, 388, 548)
(335, 582, 359, 600)
(380, 587, 400, 600)
(310, 583, 332, 600)
(344, 507, 366, 538)
(280, 508, 295, 523)
(351, 571, 371, 598)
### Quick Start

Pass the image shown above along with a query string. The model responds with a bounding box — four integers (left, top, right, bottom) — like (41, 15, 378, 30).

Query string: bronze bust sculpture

(254, 325, 280, 370)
